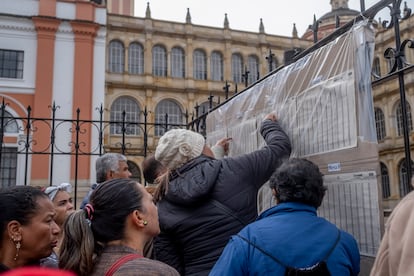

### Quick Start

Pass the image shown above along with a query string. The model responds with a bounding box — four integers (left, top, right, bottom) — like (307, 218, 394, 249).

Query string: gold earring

(143, 220, 148, 225)
(14, 240, 21, 261)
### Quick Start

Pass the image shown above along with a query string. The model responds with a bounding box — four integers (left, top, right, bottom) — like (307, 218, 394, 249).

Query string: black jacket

(154, 119, 291, 275)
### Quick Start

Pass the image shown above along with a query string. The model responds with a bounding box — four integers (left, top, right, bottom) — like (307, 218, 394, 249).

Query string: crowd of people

(0, 112, 409, 275)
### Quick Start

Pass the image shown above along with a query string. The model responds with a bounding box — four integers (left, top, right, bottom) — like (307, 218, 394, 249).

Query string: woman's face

(20, 197, 60, 261)
(53, 190, 74, 226)
(137, 183, 160, 236)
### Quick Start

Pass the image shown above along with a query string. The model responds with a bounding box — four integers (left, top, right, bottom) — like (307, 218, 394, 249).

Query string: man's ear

(106, 170, 113, 180)
(271, 188, 276, 197)
(8, 221, 22, 241)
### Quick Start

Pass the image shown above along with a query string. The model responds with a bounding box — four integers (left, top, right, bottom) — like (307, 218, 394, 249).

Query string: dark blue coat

(154, 119, 291, 275)
(210, 202, 360, 275)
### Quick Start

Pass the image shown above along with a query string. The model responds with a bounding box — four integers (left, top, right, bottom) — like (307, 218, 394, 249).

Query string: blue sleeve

(342, 231, 360, 276)
(210, 237, 248, 276)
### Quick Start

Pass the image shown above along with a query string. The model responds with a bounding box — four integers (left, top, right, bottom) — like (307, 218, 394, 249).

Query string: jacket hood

(164, 155, 221, 206)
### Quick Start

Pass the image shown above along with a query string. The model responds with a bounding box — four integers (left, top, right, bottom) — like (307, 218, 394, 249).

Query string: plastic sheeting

(204, 20, 382, 257)
(206, 20, 377, 154)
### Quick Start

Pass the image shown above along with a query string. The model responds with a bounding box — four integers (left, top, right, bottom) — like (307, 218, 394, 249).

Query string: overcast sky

(133, 0, 412, 37)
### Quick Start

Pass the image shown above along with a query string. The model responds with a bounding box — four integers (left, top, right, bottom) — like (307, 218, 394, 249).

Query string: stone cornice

(0, 15, 35, 33)
(32, 16, 60, 33)
(71, 21, 99, 37)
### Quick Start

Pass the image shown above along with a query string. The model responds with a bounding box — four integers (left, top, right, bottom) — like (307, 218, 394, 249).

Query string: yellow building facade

(372, 15, 414, 212)
(105, 4, 311, 175)
(105, 1, 414, 215)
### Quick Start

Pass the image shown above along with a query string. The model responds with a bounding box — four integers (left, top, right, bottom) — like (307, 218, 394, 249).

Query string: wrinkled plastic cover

(206, 20, 376, 154)
(205, 20, 381, 257)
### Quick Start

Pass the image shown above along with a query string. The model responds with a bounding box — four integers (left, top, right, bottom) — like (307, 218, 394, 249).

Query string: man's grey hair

(96, 153, 127, 183)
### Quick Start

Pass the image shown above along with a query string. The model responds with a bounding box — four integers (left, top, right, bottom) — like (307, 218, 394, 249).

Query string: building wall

(0, 0, 106, 192)
(372, 15, 414, 211)
(107, 0, 134, 16)
(105, 13, 312, 169)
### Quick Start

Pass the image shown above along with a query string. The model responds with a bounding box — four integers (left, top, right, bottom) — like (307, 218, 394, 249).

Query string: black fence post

(24, 106, 32, 186)
(0, 99, 5, 172)
(265, 49, 275, 73)
(143, 106, 148, 157)
(49, 102, 59, 186)
(121, 110, 126, 155)
(98, 104, 104, 156)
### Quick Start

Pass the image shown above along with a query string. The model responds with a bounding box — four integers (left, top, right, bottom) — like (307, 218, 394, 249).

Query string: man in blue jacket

(210, 158, 360, 276)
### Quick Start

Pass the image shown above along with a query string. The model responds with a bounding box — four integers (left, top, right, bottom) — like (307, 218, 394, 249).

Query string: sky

(133, 0, 412, 37)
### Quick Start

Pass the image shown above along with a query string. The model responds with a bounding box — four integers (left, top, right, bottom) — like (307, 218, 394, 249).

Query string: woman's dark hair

(90, 178, 144, 242)
(142, 155, 166, 184)
(59, 178, 144, 276)
(0, 186, 48, 244)
(269, 158, 327, 208)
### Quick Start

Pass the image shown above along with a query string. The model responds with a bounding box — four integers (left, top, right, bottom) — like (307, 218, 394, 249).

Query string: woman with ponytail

(59, 178, 178, 276)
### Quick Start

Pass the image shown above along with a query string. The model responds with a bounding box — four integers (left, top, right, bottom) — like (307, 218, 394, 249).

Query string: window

(211, 51, 223, 81)
(110, 97, 140, 135)
(171, 47, 185, 78)
(372, 57, 381, 77)
(247, 55, 259, 84)
(0, 49, 24, 79)
(108, 40, 124, 73)
(374, 108, 386, 141)
(380, 162, 390, 199)
(385, 52, 395, 73)
(399, 159, 413, 197)
(127, 160, 141, 183)
(232, 53, 243, 83)
(128, 42, 144, 74)
(1, 110, 18, 134)
(152, 45, 167, 77)
(396, 101, 413, 136)
(193, 49, 207, 80)
(0, 147, 17, 188)
(155, 100, 183, 136)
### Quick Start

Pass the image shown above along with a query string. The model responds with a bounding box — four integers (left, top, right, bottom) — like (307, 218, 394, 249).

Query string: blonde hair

(153, 170, 170, 203)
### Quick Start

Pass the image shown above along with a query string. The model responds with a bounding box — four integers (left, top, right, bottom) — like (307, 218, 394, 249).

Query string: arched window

(1, 110, 18, 133)
(193, 49, 207, 80)
(248, 55, 259, 84)
(386, 55, 395, 73)
(155, 100, 183, 136)
(108, 40, 124, 73)
(171, 46, 185, 78)
(110, 97, 140, 135)
(374, 107, 386, 141)
(372, 57, 381, 77)
(211, 51, 223, 81)
(128, 42, 144, 74)
(127, 160, 141, 183)
(380, 162, 390, 199)
(396, 101, 413, 136)
(398, 159, 414, 197)
(152, 45, 167, 77)
(232, 53, 243, 83)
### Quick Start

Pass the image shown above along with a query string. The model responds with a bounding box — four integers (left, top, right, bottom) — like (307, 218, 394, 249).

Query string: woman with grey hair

(40, 183, 74, 268)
